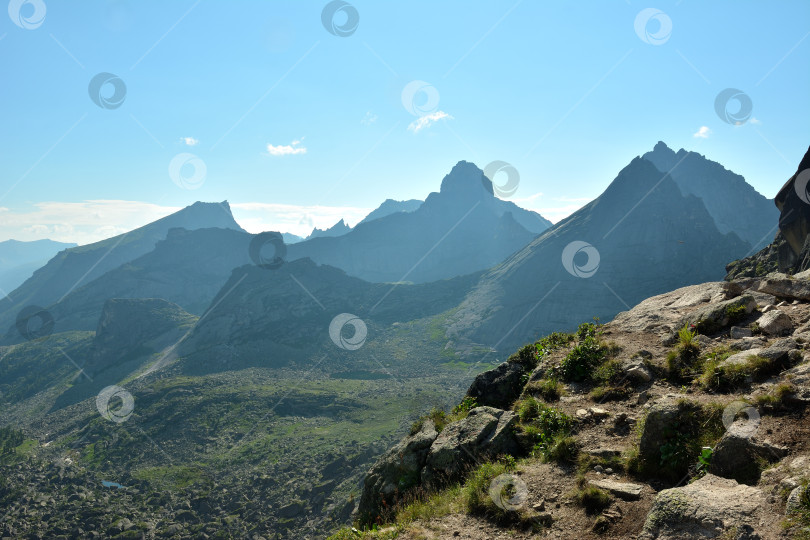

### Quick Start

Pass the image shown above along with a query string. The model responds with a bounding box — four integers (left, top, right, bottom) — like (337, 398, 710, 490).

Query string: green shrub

(525, 378, 561, 402)
(462, 462, 534, 526)
(515, 399, 574, 462)
(699, 355, 774, 392)
(508, 343, 541, 370)
(573, 486, 611, 515)
(559, 336, 605, 382)
(725, 304, 747, 325)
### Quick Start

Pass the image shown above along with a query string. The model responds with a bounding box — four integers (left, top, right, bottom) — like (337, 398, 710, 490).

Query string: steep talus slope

(0, 201, 243, 334)
(643, 141, 778, 251)
(286, 161, 550, 283)
(448, 157, 750, 353)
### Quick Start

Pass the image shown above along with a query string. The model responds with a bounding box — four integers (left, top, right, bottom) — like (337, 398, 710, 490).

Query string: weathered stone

(640, 474, 765, 539)
(586, 448, 624, 459)
(729, 336, 767, 351)
(730, 326, 753, 339)
(423, 407, 521, 486)
(710, 420, 788, 483)
(786, 485, 808, 514)
(466, 361, 526, 409)
(757, 273, 810, 301)
(588, 479, 643, 500)
(357, 419, 438, 523)
(621, 355, 653, 383)
(756, 309, 794, 336)
(639, 401, 696, 467)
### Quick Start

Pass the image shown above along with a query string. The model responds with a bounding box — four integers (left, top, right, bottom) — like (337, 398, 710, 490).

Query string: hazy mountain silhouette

(0, 239, 76, 294)
(285, 161, 551, 283)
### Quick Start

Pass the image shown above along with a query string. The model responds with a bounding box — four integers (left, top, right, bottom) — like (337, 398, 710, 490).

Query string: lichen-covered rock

(422, 407, 521, 486)
(638, 401, 696, 469)
(678, 295, 757, 334)
(640, 474, 765, 539)
(465, 361, 527, 409)
(357, 419, 438, 524)
(786, 484, 808, 514)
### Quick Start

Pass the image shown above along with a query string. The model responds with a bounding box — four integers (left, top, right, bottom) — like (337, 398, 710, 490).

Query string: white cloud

(750, 117, 762, 125)
(0, 200, 377, 245)
(693, 126, 712, 139)
(407, 111, 453, 133)
(231, 202, 372, 237)
(0, 201, 181, 245)
(361, 111, 378, 126)
(181, 136, 199, 146)
(266, 138, 307, 156)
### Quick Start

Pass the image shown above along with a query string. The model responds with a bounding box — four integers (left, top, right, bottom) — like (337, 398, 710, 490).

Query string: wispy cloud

(361, 111, 378, 126)
(266, 138, 307, 156)
(407, 111, 453, 133)
(693, 126, 712, 139)
(0, 201, 182, 245)
(0, 200, 376, 245)
(231, 202, 372, 237)
(750, 117, 762, 125)
(181, 136, 199, 146)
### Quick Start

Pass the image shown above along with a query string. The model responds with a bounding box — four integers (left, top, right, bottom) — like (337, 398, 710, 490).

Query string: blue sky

(1, 0, 808, 243)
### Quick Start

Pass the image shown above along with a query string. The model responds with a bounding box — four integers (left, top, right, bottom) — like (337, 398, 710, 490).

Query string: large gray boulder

(678, 295, 757, 334)
(640, 474, 766, 539)
(757, 272, 810, 301)
(710, 420, 788, 483)
(755, 309, 794, 336)
(638, 401, 695, 469)
(465, 361, 527, 409)
(423, 407, 521, 486)
(357, 419, 438, 523)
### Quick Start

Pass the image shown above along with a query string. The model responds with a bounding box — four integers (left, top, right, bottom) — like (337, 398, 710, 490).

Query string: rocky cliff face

(726, 145, 810, 280)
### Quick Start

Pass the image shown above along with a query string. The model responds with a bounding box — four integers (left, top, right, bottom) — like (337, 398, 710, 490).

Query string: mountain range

(0, 142, 784, 538)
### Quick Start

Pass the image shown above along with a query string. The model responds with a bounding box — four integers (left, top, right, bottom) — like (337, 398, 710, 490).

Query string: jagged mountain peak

(439, 160, 494, 199)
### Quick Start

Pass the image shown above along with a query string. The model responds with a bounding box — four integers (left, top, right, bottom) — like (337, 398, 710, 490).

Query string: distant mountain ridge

(447, 154, 752, 352)
(643, 141, 778, 251)
(0, 239, 77, 295)
(0, 201, 244, 338)
(285, 161, 552, 283)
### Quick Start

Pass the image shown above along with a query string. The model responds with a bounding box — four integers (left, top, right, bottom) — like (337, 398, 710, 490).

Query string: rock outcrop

(640, 474, 766, 539)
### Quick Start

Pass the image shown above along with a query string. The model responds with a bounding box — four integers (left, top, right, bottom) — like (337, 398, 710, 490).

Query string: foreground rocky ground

(331, 271, 810, 539)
